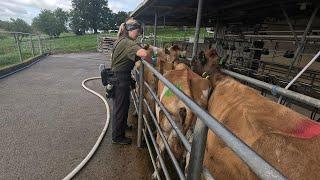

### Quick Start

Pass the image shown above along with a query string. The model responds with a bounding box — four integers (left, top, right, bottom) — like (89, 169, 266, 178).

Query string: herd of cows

(134, 45, 320, 179)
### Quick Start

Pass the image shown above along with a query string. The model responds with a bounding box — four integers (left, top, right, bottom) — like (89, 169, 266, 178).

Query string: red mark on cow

(290, 119, 320, 139)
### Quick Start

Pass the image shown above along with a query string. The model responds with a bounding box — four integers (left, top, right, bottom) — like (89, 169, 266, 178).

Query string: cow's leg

(184, 129, 194, 177)
(178, 107, 187, 130)
(152, 133, 166, 179)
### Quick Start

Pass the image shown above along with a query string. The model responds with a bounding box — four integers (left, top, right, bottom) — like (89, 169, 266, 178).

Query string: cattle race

(1, 0, 320, 179)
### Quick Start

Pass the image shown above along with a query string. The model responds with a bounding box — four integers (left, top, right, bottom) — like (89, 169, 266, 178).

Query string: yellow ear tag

(202, 72, 208, 78)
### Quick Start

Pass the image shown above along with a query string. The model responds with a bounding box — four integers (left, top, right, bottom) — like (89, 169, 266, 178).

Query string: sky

(0, 0, 143, 24)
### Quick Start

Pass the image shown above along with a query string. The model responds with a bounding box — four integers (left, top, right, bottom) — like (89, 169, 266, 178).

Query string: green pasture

(0, 27, 208, 68)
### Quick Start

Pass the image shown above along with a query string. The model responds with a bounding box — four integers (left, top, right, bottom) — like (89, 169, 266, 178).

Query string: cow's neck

(207, 70, 226, 88)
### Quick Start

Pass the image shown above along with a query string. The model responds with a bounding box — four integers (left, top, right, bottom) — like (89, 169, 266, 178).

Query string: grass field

(0, 32, 99, 68)
(0, 27, 207, 68)
(0, 35, 41, 69)
(49, 33, 99, 53)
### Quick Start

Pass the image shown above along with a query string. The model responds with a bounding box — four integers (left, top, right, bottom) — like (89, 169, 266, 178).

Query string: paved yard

(0, 53, 152, 180)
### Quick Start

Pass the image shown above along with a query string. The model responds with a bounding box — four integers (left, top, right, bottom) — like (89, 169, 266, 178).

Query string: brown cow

(194, 48, 320, 179)
(135, 45, 183, 117)
(153, 63, 211, 179)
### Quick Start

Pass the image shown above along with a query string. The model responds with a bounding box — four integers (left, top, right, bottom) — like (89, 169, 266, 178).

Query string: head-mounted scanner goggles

(125, 21, 143, 34)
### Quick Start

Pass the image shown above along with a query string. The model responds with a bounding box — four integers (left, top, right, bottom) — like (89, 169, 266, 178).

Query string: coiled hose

(63, 77, 110, 180)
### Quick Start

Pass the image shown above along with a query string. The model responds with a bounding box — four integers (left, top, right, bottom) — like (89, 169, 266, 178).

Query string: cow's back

(204, 77, 320, 179)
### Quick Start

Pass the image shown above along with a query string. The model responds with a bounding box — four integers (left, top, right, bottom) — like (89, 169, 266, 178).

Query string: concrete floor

(0, 53, 152, 180)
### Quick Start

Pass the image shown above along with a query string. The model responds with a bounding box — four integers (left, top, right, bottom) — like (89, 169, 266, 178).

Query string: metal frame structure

(0, 31, 48, 63)
(130, 0, 320, 179)
(132, 58, 320, 179)
(132, 60, 288, 180)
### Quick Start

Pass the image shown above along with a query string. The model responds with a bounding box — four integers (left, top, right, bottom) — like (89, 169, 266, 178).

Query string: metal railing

(0, 31, 51, 68)
(131, 59, 287, 180)
(221, 69, 320, 109)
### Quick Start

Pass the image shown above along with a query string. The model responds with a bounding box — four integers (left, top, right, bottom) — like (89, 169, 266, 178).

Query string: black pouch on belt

(101, 68, 118, 98)
(101, 68, 114, 86)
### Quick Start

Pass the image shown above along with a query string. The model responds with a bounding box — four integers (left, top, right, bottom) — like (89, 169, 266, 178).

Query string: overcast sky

(0, 0, 143, 24)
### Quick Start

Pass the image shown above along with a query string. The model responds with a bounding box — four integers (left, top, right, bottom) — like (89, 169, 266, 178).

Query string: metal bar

(144, 81, 214, 179)
(242, 30, 320, 33)
(142, 60, 285, 180)
(143, 115, 171, 180)
(221, 69, 320, 109)
(141, 23, 146, 44)
(278, 51, 320, 103)
(30, 35, 35, 57)
(137, 64, 145, 147)
(144, 81, 191, 152)
(192, 0, 204, 59)
(142, 129, 161, 180)
(281, 7, 298, 43)
(224, 34, 320, 40)
(144, 99, 186, 180)
(38, 36, 43, 54)
(187, 118, 208, 180)
(0, 31, 33, 35)
(287, 4, 319, 77)
(154, 9, 158, 46)
(14, 34, 23, 62)
(203, 167, 214, 180)
(131, 91, 138, 112)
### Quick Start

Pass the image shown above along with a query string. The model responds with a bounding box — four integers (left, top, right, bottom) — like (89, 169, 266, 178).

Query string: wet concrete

(0, 53, 153, 180)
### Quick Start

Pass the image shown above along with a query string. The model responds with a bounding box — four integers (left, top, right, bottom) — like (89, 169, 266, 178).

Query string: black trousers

(112, 81, 131, 140)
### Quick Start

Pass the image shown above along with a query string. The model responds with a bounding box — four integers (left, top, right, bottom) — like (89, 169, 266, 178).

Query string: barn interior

(131, 0, 320, 121)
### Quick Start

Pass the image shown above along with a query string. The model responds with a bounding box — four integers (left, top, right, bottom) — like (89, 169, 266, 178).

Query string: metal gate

(131, 59, 291, 180)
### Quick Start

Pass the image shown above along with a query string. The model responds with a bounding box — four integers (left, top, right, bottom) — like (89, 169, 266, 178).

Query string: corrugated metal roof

(130, 0, 319, 27)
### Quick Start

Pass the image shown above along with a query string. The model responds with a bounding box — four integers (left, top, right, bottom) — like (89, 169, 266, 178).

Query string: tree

(114, 11, 129, 27)
(70, 0, 114, 34)
(54, 8, 69, 34)
(69, 9, 87, 35)
(32, 9, 68, 37)
(0, 18, 32, 33)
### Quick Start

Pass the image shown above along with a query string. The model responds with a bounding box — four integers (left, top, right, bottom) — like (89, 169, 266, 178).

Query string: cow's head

(191, 48, 224, 87)
(163, 44, 178, 63)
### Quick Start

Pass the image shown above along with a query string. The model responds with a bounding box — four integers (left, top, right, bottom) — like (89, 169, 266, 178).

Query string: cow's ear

(143, 44, 150, 50)
(165, 48, 170, 54)
(171, 44, 180, 51)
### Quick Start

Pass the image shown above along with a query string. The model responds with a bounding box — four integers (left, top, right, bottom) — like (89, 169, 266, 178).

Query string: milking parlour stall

(127, 0, 320, 179)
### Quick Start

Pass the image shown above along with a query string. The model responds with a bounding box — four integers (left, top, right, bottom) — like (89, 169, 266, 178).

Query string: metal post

(192, 0, 203, 59)
(271, 42, 278, 62)
(14, 34, 23, 62)
(163, 15, 166, 29)
(213, 18, 219, 40)
(153, 10, 158, 46)
(287, 4, 319, 78)
(30, 35, 35, 57)
(49, 38, 52, 52)
(278, 50, 320, 103)
(187, 118, 208, 180)
(141, 23, 146, 44)
(281, 7, 298, 43)
(137, 63, 145, 147)
(38, 36, 43, 54)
